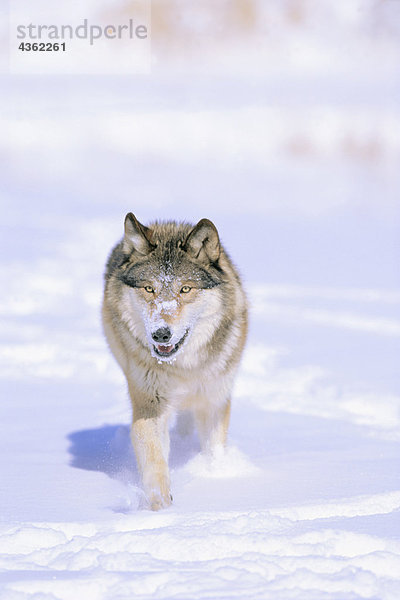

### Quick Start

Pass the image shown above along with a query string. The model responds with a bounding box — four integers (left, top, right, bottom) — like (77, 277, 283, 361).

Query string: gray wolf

(102, 214, 248, 510)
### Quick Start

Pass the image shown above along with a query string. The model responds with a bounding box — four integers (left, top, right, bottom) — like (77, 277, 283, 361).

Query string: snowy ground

(1, 1, 400, 598)
(1, 216, 399, 600)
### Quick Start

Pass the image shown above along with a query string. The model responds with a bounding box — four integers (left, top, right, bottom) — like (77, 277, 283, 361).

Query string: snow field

(1, 499, 400, 600)
(1, 1, 400, 596)
(0, 200, 399, 599)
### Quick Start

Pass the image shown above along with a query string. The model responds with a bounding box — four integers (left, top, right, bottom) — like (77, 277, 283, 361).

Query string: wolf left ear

(184, 218, 220, 264)
(123, 213, 154, 255)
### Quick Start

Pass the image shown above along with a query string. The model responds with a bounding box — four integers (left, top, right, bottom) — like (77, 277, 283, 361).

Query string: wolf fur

(102, 214, 248, 510)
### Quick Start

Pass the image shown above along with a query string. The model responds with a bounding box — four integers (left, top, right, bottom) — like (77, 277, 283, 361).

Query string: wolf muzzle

(152, 326, 172, 344)
(152, 328, 189, 358)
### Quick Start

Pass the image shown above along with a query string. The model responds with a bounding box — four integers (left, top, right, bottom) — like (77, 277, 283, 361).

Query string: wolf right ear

(123, 213, 154, 255)
(183, 218, 220, 264)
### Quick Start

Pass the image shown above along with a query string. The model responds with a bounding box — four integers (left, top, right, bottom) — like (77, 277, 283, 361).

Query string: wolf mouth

(153, 329, 189, 359)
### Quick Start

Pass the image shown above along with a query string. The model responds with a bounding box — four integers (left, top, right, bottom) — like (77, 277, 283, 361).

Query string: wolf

(102, 213, 248, 510)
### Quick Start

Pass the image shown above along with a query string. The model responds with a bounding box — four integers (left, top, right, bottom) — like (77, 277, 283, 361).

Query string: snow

(1, 0, 400, 598)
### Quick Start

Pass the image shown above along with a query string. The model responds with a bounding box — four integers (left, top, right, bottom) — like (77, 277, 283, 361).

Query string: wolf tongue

(158, 344, 174, 353)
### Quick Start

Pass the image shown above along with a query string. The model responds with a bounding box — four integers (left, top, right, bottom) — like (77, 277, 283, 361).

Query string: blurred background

(2, 0, 399, 284)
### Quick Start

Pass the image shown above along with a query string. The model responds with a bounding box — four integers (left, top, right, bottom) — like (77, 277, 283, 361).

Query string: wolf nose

(152, 327, 172, 343)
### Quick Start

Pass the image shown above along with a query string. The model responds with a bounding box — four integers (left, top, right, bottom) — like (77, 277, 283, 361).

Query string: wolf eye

(180, 286, 191, 294)
(144, 286, 154, 293)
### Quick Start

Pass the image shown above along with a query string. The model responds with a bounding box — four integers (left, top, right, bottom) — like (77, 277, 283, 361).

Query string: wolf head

(118, 213, 225, 363)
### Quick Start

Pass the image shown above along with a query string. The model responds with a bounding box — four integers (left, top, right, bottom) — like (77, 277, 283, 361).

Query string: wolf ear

(123, 213, 153, 255)
(183, 218, 220, 264)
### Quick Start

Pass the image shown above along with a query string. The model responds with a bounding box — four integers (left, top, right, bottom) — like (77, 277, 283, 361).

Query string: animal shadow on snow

(67, 414, 201, 490)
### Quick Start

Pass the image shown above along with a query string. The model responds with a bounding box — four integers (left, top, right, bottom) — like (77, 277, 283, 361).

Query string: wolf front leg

(128, 382, 172, 510)
(194, 397, 231, 457)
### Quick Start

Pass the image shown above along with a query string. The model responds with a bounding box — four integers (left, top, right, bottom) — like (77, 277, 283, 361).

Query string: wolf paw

(149, 490, 173, 511)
